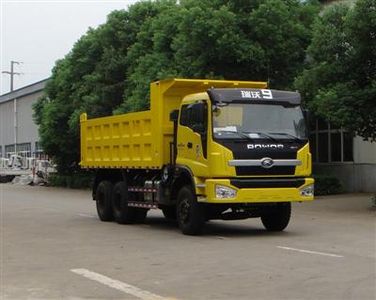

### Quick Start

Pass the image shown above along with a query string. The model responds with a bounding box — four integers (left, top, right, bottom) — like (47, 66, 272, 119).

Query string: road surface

(1, 184, 375, 299)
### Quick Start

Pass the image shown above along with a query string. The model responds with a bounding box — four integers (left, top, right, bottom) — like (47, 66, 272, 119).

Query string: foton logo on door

(247, 144, 284, 150)
(241, 89, 273, 99)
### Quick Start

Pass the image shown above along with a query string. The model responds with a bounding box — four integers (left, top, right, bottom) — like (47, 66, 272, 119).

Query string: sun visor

(207, 88, 301, 106)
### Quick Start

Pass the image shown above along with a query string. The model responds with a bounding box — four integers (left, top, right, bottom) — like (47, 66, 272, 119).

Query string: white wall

(16, 93, 40, 145)
(353, 137, 376, 164)
(0, 90, 42, 156)
(314, 135, 376, 193)
(0, 100, 15, 149)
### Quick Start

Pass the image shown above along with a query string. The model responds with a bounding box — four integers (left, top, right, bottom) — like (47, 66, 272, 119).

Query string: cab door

(176, 101, 209, 177)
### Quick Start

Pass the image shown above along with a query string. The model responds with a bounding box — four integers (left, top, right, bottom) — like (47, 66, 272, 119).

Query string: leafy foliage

(34, 0, 319, 172)
(48, 173, 93, 189)
(314, 174, 342, 195)
(295, 0, 376, 140)
(34, 5, 161, 172)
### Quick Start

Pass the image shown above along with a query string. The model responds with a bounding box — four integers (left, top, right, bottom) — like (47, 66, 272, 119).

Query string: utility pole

(2, 60, 22, 92)
(2, 60, 22, 155)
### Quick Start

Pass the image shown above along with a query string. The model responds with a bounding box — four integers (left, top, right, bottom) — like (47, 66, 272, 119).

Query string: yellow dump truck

(80, 78, 314, 235)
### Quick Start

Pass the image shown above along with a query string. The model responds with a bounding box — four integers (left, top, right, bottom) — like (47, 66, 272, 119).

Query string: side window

(180, 105, 190, 127)
(180, 101, 207, 134)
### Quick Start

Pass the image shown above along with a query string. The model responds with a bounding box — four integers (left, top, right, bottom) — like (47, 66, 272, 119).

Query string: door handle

(187, 142, 193, 149)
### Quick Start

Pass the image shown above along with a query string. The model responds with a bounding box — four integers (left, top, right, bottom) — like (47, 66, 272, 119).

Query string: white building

(0, 79, 48, 158)
(310, 119, 376, 192)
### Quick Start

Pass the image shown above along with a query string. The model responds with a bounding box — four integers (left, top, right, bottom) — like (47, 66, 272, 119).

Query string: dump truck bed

(80, 110, 156, 169)
(80, 78, 267, 169)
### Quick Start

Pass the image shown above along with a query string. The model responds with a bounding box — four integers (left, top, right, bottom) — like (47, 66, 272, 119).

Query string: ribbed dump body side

(80, 110, 157, 169)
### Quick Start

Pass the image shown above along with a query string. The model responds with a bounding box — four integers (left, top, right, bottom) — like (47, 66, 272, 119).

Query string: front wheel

(261, 202, 291, 231)
(176, 186, 205, 235)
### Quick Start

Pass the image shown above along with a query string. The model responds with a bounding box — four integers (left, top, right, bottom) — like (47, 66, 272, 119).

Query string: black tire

(176, 186, 205, 235)
(162, 206, 177, 220)
(133, 209, 148, 223)
(261, 202, 291, 231)
(96, 180, 114, 221)
(112, 181, 148, 224)
(112, 181, 134, 224)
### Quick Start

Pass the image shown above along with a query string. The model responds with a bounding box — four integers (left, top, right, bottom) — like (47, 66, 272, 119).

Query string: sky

(0, 0, 138, 95)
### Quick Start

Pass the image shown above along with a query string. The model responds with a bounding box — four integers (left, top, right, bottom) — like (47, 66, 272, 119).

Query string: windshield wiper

(236, 131, 255, 140)
(267, 132, 302, 142)
(215, 130, 254, 140)
(241, 131, 279, 143)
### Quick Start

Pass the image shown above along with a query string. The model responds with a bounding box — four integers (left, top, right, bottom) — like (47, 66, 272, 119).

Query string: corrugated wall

(0, 91, 42, 157)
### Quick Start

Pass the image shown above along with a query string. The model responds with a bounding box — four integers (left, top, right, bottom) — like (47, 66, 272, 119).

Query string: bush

(48, 174, 66, 187)
(48, 173, 93, 189)
(314, 174, 342, 195)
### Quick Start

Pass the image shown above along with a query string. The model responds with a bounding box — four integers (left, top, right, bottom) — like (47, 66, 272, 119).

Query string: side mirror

(303, 109, 310, 137)
(170, 109, 179, 122)
(303, 109, 310, 123)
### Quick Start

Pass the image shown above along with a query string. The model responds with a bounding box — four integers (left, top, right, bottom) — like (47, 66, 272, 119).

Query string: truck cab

(175, 88, 313, 201)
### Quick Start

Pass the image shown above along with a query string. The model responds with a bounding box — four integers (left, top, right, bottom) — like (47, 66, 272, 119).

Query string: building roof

(0, 78, 49, 104)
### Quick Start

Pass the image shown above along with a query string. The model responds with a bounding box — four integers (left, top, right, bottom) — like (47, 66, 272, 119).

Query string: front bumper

(197, 178, 314, 203)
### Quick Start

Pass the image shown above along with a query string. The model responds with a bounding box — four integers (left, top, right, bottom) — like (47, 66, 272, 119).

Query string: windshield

(212, 103, 307, 140)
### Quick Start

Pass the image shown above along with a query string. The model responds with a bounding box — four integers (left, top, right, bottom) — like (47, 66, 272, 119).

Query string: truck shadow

(143, 215, 299, 238)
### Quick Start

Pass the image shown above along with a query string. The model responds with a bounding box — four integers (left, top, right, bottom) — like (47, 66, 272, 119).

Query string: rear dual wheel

(96, 180, 147, 224)
(96, 181, 114, 221)
(112, 181, 147, 224)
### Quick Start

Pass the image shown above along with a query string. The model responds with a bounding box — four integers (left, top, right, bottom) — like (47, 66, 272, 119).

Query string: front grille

(235, 165, 295, 176)
(230, 178, 305, 189)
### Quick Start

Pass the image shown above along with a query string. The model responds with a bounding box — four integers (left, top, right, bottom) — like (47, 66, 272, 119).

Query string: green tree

(117, 0, 319, 112)
(34, 0, 320, 172)
(295, 0, 376, 140)
(34, 4, 161, 172)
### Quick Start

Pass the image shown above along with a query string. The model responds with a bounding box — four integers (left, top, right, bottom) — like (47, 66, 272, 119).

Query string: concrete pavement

(1, 184, 375, 299)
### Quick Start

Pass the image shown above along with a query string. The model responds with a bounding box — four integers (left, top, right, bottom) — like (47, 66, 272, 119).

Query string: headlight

(300, 184, 314, 197)
(216, 185, 237, 199)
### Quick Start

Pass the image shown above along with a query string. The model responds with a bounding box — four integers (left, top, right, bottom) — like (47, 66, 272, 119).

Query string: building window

(5, 145, 15, 156)
(35, 141, 43, 153)
(343, 132, 354, 161)
(310, 118, 353, 163)
(17, 143, 32, 156)
(5, 143, 32, 157)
